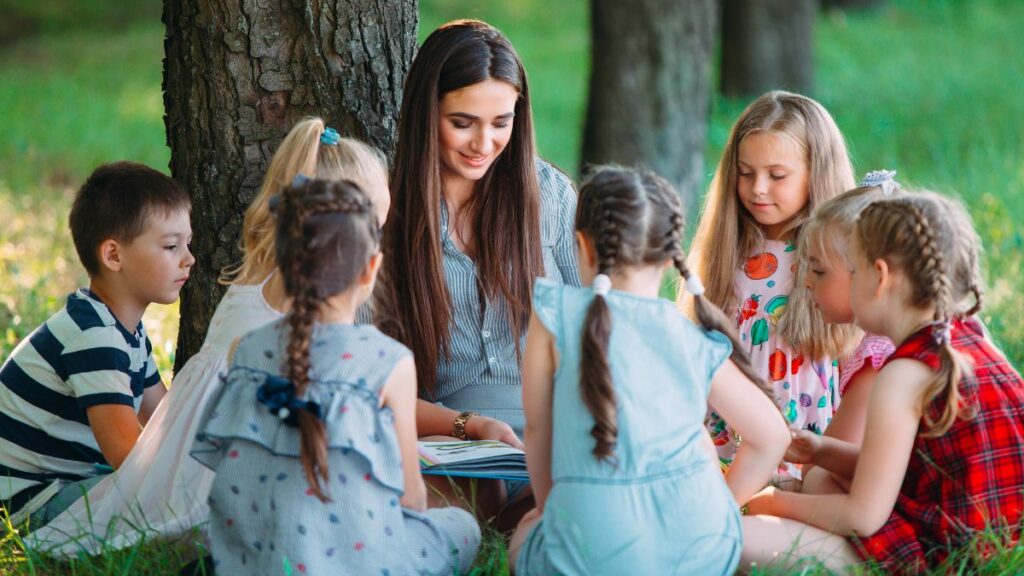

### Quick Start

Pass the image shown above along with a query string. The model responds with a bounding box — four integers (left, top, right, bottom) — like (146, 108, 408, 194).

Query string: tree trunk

(581, 0, 716, 210)
(163, 0, 417, 370)
(720, 0, 815, 98)
(822, 0, 885, 11)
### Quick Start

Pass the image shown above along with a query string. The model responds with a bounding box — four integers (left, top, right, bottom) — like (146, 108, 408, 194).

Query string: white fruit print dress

(706, 239, 839, 484)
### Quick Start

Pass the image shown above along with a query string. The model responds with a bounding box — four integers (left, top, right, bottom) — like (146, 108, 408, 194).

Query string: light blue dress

(517, 280, 742, 575)
(191, 321, 480, 576)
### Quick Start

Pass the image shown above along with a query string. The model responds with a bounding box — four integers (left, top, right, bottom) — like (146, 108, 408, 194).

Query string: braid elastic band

(320, 127, 341, 146)
(933, 320, 953, 346)
(685, 273, 706, 296)
(592, 274, 612, 296)
(860, 169, 898, 197)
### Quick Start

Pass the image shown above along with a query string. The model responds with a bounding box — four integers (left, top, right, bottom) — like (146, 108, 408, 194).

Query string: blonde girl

(28, 118, 390, 555)
(785, 171, 900, 494)
(742, 192, 1024, 573)
(686, 91, 858, 482)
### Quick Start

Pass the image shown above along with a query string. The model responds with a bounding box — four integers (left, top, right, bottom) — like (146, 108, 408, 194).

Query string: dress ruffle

(191, 366, 404, 493)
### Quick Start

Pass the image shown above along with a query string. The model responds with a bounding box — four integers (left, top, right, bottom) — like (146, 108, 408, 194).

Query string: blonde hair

(683, 91, 856, 361)
(855, 192, 983, 437)
(220, 117, 388, 285)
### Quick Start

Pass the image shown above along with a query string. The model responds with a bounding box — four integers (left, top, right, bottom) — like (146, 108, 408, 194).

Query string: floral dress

(706, 239, 839, 482)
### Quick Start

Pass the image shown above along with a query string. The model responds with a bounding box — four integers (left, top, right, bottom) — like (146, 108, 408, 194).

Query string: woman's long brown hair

(377, 20, 543, 396)
(576, 167, 772, 462)
(275, 179, 379, 501)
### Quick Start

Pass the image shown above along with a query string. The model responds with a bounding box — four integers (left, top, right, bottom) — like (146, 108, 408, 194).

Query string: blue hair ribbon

(320, 127, 341, 146)
(256, 374, 324, 426)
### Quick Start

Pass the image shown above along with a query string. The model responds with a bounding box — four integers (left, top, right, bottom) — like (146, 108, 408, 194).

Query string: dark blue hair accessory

(256, 374, 324, 426)
(320, 127, 341, 146)
(291, 174, 311, 187)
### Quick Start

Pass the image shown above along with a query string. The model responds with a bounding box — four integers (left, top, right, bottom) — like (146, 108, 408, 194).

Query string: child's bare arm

(709, 359, 790, 505)
(753, 360, 927, 536)
(380, 356, 427, 511)
(87, 404, 143, 469)
(138, 383, 166, 426)
(522, 312, 556, 512)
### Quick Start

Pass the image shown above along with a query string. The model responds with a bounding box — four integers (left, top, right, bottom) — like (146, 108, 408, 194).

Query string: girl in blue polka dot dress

(191, 178, 480, 575)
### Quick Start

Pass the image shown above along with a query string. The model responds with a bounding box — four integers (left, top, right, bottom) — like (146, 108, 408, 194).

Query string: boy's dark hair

(69, 161, 191, 275)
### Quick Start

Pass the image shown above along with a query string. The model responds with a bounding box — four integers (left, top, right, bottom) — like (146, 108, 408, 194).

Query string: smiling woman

(376, 20, 580, 473)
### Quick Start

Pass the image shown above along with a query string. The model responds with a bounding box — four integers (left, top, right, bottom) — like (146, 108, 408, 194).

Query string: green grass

(1, 0, 1023, 574)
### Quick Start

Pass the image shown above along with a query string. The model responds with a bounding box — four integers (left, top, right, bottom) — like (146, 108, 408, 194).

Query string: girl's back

(536, 279, 728, 478)
(526, 279, 741, 573)
(193, 320, 479, 575)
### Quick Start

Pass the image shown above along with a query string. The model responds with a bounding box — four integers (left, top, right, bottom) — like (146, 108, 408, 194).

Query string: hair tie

(256, 374, 324, 427)
(320, 127, 341, 146)
(932, 320, 953, 347)
(860, 169, 898, 197)
(685, 273, 706, 297)
(592, 273, 612, 296)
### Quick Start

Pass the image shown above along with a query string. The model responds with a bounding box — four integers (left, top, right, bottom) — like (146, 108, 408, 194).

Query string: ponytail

(580, 280, 618, 462)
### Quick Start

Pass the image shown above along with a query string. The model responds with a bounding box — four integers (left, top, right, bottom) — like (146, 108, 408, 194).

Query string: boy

(0, 161, 193, 526)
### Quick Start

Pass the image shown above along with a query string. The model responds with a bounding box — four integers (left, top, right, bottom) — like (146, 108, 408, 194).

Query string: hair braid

(274, 179, 380, 502)
(580, 193, 625, 462)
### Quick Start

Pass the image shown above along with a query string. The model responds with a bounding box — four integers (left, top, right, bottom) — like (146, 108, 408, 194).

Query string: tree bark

(163, 0, 417, 370)
(581, 0, 716, 210)
(720, 0, 815, 98)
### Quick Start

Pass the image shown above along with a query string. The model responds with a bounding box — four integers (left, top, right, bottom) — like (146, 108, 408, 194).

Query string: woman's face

(437, 79, 518, 188)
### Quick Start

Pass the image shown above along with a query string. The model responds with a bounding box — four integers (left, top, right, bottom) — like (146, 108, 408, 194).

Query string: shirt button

(488, 357, 497, 364)
(482, 330, 491, 338)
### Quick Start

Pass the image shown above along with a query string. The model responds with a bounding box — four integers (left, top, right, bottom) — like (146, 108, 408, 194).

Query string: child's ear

(575, 231, 597, 268)
(873, 257, 891, 296)
(360, 253, 383, 286)
(98, 239, 123, 272)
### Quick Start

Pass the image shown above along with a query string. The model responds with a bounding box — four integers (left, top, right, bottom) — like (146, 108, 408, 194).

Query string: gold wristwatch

(452, 411, 478, 441)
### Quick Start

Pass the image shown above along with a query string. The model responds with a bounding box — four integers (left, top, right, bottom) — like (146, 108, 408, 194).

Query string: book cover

(418, 440, 529, 481)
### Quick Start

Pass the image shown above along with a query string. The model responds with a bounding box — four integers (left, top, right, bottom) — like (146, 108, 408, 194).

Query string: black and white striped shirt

(0, 289, 161, 500)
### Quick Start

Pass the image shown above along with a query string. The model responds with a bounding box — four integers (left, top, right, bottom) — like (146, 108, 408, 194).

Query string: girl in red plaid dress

(740, 191, 1024, 573)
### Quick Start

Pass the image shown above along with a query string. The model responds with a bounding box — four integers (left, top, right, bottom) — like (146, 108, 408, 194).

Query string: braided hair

(575, 166, 773, 462)
(273, 178, 380, 501)
(855, 192, 978, 437)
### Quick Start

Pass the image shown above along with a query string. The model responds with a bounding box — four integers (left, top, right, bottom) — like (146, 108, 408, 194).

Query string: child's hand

(743, 485, 777, 516)
(468, 416, 524, 450)
(400, 477, 428, 512)
(784, 429, 822, 465)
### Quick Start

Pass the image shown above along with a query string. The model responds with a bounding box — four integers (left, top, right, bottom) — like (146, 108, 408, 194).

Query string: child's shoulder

(51, 289, 148, 353)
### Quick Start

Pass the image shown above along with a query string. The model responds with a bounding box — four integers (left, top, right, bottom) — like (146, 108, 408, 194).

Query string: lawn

(1, 0, 1022, 574)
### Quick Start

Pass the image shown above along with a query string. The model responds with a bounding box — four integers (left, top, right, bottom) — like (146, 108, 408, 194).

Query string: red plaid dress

(852, 318, 1024, 572)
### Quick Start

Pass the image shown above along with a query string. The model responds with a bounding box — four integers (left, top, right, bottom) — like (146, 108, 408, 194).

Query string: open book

(418, 440, 529, 481)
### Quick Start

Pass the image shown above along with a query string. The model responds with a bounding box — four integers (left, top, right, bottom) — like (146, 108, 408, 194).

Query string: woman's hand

(467, 416, 524, 450)
(785, 429, 823, 465)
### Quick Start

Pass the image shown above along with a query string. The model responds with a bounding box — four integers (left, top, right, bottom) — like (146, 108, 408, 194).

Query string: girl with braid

(742, 192, 1024, 573)
(191, 179, 479, 575)
(27, 117, 392, 555)
(684, 91, 858, 485)
(509, 166, 789, 575)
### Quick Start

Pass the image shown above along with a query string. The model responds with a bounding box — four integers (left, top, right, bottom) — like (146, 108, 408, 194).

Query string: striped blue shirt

(432, 159, 581, 431)
(0, 289, 161, 500)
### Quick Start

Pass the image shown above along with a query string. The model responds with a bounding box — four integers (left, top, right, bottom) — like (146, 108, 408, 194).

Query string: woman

(378, 19, 579, 462)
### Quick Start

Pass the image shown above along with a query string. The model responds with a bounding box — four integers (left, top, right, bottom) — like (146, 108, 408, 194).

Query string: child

(192, 178, 480, 575)
(509, 167, 789, 574)
(685, 91, 859, 482)
(27, 118, 391, 554)
(0, 161, 190, 526)
(741, 192, 1024, 573)
(786, 171, 899, 494)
